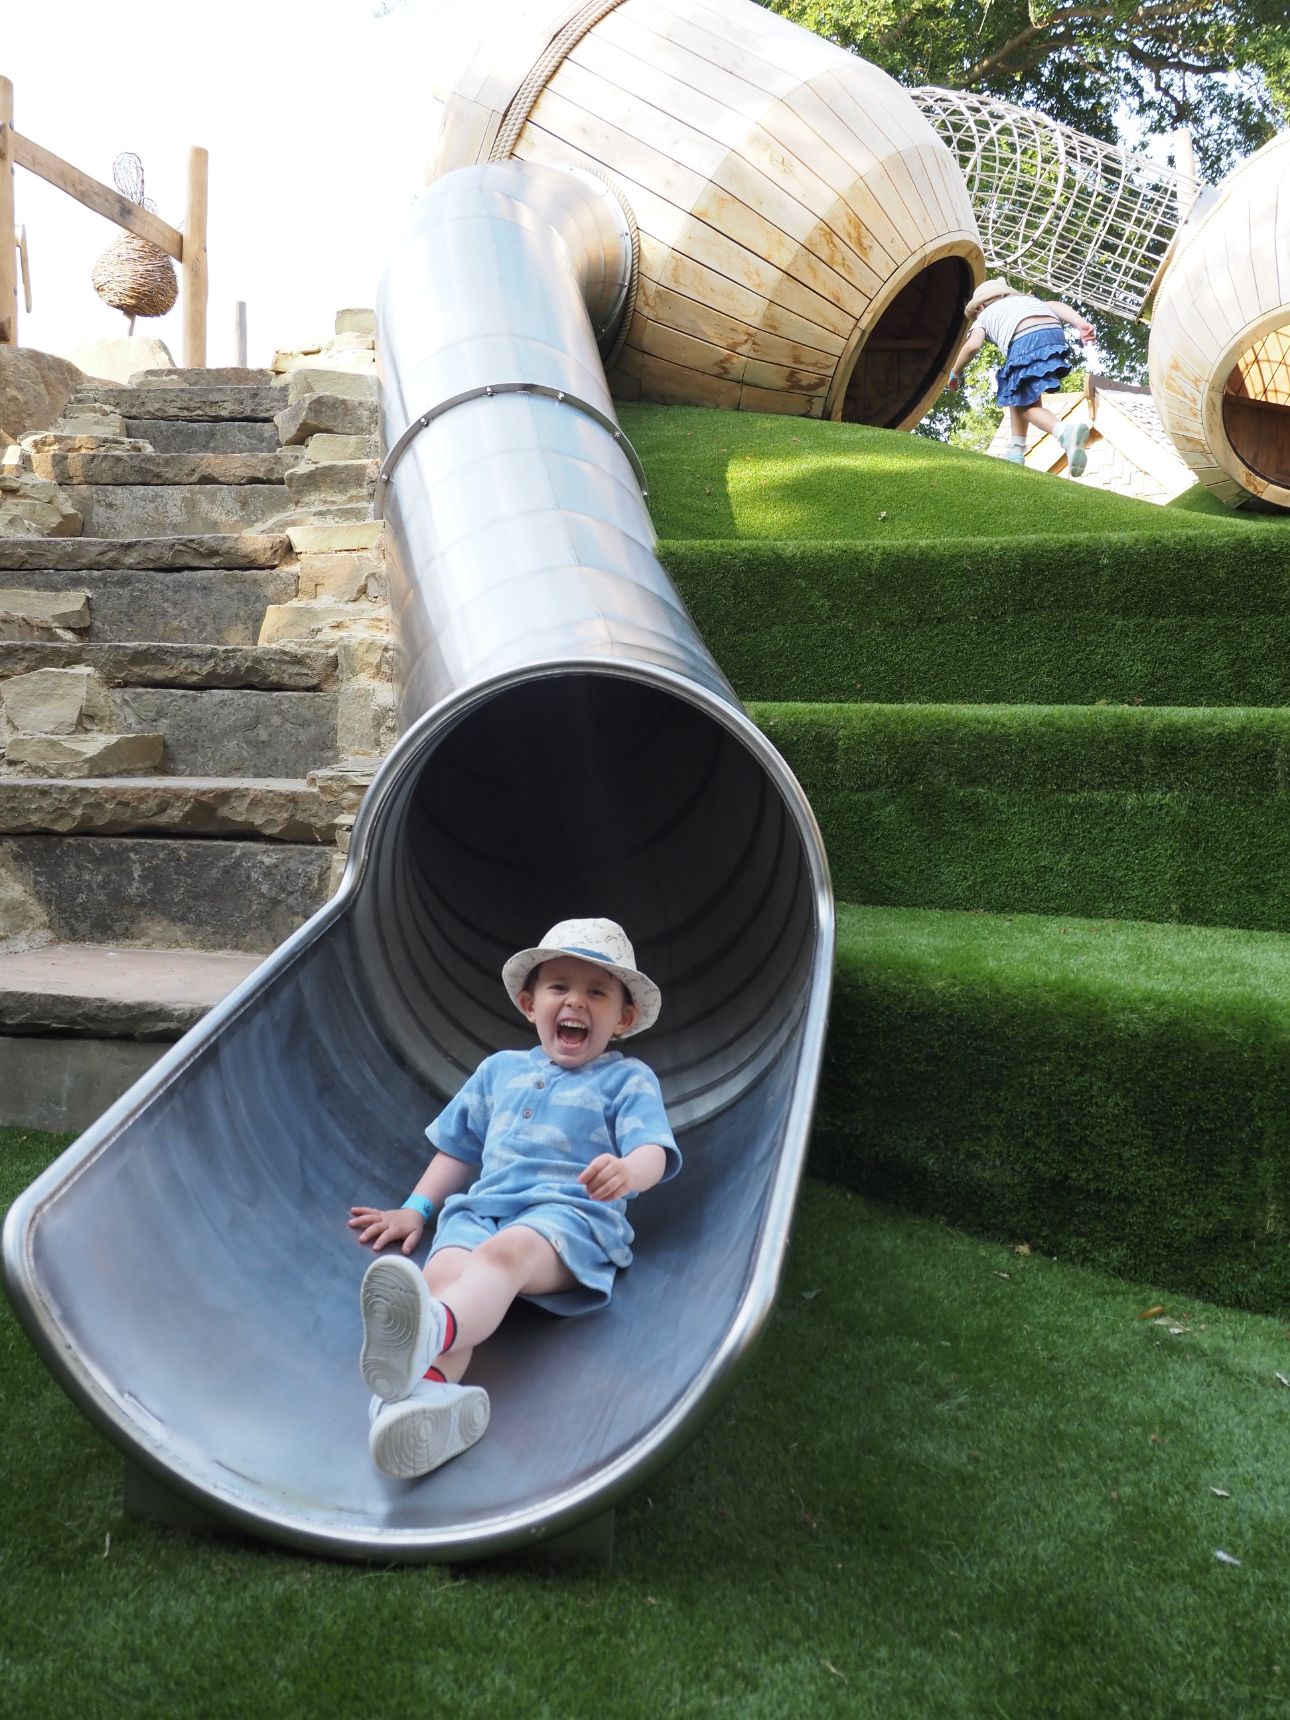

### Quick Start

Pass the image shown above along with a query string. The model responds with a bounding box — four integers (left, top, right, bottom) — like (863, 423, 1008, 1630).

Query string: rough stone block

(1, 667, 109, 736)
(335, 635, 394, 683)
(284, 460, 378, 509)
(110, 687, 338, 777)
(286, 369, 377, 406)
(296, 552, 372, 603)
(0, 589, 91, 630)
(5, 731, 164, 777)
(335, 309, 375, 337)
(63, 483, 290, 538)
(53, 410, 130, 439)
(285, 521, 383, 555)
(301, 433, 376, 464)
(128, 368, 277, 388)
(0, 534, 288, 572)
(22, 433, 154, 455)
(0, 470, 83, 538)
(274, 394, 377, 446)
(329, 332, 375, 352)
(124, 418, 279, 455)
(337, 679, 397, 758)
(0, 348, 86, 440)
(63, 336, 174, 386)
(0, 778, 343, 842)
(258, 600, 386, 645)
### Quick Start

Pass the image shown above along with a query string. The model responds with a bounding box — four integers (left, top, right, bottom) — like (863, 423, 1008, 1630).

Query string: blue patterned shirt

(425, 1046, 680, 1267)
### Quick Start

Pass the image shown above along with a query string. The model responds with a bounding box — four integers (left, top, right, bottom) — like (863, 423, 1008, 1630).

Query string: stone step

(125, 418, 281, 454)
(129, 368, 277, 388)
(0, 568, 296, 646)
(0, 640, 336, 690)
(27, 451, 299, 486)
(104, 686, 338, 777)
(0, 833, 333, 953)
(72, 385, 287, 421)
(62, 484, 292, 538)
(0, 534, 290, 572)
(0, 942, 261, 1036)
(0, 942, 267, 1130)
(0, 776, 350, 841)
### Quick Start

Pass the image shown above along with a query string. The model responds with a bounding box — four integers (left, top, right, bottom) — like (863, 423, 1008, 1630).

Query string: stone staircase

(0, 321, 393, 1130)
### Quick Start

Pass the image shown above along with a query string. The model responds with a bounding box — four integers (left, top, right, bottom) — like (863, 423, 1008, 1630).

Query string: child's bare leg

(1022, 402, 1062, 436)
(1009, 405, 1031, 439)
(432, 1225, 575, 1354)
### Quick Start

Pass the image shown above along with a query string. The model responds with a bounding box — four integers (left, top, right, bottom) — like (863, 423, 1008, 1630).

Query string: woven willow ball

(91, 233, 179, 318)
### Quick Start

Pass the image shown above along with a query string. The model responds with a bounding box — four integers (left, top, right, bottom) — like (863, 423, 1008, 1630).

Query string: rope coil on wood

(488, 0, 633, 163)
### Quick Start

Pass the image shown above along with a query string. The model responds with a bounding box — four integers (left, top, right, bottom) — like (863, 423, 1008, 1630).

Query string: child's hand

(579, 1154, 630, 1202)
(1077, 320, 1095, 344)
(947, 370, 961, 391)
(348, 1205, 424, 1254)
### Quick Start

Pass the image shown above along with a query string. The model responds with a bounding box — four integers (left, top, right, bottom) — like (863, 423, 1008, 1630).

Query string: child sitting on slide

(948, 277, 1096, 474)
(348, 917, 679, 1480)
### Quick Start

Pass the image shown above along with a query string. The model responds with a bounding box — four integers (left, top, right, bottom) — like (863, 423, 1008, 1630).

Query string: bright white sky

(6, 0, 443, 366)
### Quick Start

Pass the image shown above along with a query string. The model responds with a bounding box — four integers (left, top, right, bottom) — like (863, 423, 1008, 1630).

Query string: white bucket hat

(501, 917, 661, 1036)
(965, 276, 1017, 317)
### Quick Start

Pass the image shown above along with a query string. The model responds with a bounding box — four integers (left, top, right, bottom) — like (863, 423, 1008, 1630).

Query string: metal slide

(2, 163, 834, 1563)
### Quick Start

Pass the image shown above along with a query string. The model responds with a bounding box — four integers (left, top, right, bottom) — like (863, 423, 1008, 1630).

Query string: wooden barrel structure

(425, 0, 984, 429)
(1147, 131, 1290, 511)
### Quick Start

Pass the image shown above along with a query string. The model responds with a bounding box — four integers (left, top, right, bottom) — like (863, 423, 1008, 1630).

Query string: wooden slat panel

(638, 352, 742, 409)
(741, 354, 832, 393)
(737, 381, 822, 416)
(521, 119, 858, 340)
(640, 318, 747, 382)
(784, 84, 931, 241)
(639, 276, 842, 366)
(566, 36, 888, 294)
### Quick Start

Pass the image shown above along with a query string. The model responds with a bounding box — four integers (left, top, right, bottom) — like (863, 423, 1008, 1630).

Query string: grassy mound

(5, 1133, 1290, 1715)
(621, 403, 1277, 543)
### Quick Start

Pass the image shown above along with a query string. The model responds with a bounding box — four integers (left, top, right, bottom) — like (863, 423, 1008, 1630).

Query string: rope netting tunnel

(911, 87, 1200, 321)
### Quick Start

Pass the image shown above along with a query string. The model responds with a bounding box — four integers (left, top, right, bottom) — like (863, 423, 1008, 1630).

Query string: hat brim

(502, 946, 662, 1036)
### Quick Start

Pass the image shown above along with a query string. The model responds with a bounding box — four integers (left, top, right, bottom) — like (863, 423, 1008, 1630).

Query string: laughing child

(347, 916, 679, 1479)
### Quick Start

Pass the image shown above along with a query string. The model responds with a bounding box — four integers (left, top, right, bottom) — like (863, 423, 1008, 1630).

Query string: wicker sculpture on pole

(90, 153, 178, 332)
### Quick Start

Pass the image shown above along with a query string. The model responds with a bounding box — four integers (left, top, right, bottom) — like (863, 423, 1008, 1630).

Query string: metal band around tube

(375, 381, 649, 520)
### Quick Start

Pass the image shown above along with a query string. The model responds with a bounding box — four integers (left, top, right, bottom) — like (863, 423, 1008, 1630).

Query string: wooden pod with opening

(1147, 131, 1290, 511)
(426, 0, 984, 428)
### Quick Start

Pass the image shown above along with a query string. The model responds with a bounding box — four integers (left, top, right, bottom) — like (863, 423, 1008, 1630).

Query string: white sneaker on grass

(369, 1379, 491, 1479)
(1059, 421, 1090, 477)
(359, 1255, 448, 1403)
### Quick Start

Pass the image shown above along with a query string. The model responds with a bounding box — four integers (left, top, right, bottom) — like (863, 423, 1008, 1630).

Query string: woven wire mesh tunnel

(1, 161, 833, 1562)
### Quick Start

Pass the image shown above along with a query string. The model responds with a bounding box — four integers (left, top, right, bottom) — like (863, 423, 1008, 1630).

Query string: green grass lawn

(5, 1128, 1290, 1719)
(620, 404, 1279, 544)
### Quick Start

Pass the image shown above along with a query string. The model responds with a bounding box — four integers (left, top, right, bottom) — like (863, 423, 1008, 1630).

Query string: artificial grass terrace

(818, 904, 1290, 1313)
(5, 1128, 1290, 1718)
(753, 701, 1290, 930)
(661, 534, 1290, 707)
(619, 403, 1273, 544)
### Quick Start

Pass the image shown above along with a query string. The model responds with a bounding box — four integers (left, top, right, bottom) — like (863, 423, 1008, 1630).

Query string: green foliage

(760, 0, 1287, 179)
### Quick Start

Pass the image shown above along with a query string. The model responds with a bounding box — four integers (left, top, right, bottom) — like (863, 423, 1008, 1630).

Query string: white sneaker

(1005, 442, 1026, 465)
(1059, 421, 1090, 477)
(369, 1379, 491, 1479)
(359, 1256, 448, 1403)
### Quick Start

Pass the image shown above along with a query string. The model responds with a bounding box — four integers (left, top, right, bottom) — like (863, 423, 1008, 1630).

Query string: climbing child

(348, 916, 679, 1479)
(948, 277, 1096, 474)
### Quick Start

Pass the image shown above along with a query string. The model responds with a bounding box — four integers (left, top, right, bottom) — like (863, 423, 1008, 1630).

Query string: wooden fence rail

(0, 74, 207, 364)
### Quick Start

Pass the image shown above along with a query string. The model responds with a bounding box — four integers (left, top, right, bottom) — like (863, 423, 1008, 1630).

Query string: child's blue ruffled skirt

(995, 325, 1073, 407)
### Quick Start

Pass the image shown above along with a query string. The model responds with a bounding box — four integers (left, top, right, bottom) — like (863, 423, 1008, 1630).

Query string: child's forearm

(622, 1143, 668, 1194)
(410, 1151, 477, 1208)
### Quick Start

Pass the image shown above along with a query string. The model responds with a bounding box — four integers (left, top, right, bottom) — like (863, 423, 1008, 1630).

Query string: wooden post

(234, 299, 247, 366)
(183, 145, 208, 368)
(0, 77, 17, 345)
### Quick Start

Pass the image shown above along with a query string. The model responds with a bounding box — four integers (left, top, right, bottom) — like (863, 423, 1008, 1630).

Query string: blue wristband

(401, 1194, 436, 1223)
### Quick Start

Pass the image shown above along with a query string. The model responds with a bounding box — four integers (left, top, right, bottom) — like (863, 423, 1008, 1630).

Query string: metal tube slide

(2, 162, 834, 1563)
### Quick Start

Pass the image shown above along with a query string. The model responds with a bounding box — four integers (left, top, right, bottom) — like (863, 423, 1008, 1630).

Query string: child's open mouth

(556, 1018, 589, 1050)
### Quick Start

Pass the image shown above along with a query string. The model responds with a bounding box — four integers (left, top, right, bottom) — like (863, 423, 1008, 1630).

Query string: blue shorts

(429, 1201, 620, 1316)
